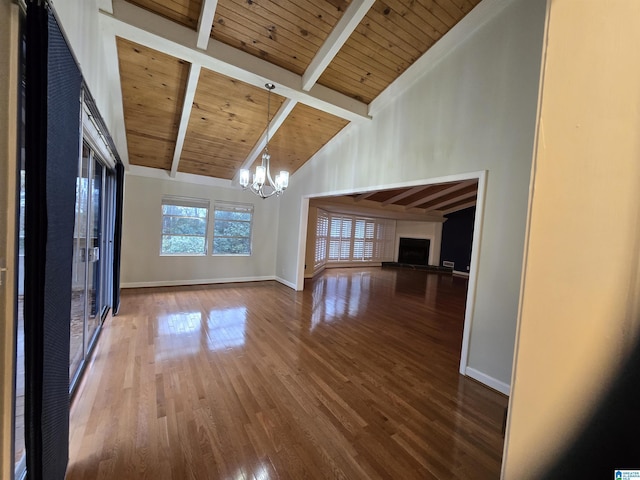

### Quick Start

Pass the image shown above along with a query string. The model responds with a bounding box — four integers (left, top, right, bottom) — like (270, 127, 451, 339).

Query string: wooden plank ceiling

(116, 37, 190, 171)
(314, 180, 479, 218)
(178, 68, 286, 179)
(114, 0, 482, 209)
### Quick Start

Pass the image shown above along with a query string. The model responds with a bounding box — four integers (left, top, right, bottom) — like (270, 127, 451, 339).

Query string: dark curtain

(24, 2, 81, 478)
(112, 162, 124, 314)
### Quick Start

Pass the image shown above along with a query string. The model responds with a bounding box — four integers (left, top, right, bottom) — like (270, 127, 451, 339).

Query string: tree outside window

(213, 202, 253, 255)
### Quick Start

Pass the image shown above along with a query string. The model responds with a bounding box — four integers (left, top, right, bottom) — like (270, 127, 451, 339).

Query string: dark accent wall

(439, 206, 476, 273)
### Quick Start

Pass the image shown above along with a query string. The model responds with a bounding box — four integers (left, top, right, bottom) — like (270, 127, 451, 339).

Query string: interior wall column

(503, 0, 640, 477)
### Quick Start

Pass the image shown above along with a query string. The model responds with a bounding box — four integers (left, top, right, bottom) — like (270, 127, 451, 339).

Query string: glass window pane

(214, 220, 250, 237)
(162, 205, 207, 217)
(162, 235, 206, 255)
(340, 241, 350, 259)
(330, 217, 341, 237)
(329, 240, 340, 260)
(353, 240, 364, 259)
(366, 221, 375, 238)
(160, 197, 209, 255)
(162, 216, 207, 235)
(212, 203, 253, 256)
(213, 237, 251, 255)
(341, 218, 352, 238)
(214, 210, 251, 221)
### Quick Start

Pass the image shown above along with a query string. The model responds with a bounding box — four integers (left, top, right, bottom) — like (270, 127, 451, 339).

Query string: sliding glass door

(85, 154, 104, 351)
(70, 144, 89, 378)
(70, 140, 113, 389)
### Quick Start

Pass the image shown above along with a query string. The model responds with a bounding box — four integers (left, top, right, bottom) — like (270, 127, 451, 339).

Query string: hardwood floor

(67, 268, 508, 479)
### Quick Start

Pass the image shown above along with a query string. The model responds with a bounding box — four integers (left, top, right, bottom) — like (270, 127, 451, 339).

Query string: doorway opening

(297, 171, 486, 379)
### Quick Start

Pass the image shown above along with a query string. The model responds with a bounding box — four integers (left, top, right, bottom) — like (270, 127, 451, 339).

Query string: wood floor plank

(67, 268, 507, 479)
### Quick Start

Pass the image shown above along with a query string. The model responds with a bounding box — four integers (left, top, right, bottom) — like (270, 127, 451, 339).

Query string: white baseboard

(121, 276, 276, 289)
(325, 261, 383, 268)
(465, 367, 510, 396)
(275, 276, 297, 290)
(305, 264, 327, 279)
(314, 264, 327, 276)
(453, 270, 470, 277)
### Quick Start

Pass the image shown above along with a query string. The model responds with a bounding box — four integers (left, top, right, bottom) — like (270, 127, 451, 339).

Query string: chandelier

(239, 83, 289, 198)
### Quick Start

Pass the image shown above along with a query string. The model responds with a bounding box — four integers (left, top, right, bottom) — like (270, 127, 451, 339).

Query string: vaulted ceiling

(101, 0, 483, 214)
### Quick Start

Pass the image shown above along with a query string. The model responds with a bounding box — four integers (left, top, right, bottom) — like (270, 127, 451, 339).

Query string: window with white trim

(315, 209, 329, 268)
(325, 213, 396, 263)
(161, 196, 209, 255)
(329, 215, 353, 261)
(353, 218, 376, 261)
(213, 202, 253, 255)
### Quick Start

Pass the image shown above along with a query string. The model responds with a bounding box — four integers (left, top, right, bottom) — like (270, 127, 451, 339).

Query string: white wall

(121, 174, 280, 287)
(394, 220, 443, 266)
(503, 0, 640, 477)
(49, 0, 127, 161)
(276, 0, 547, 390)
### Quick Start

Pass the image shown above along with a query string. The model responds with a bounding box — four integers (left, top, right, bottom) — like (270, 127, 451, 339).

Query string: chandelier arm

(265, 163, 277, 190)
(247, 181, 278, 199)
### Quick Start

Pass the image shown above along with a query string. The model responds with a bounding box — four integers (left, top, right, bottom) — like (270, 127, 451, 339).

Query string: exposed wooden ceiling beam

(196, 0, 218, 50)
(234, 98, 298, 182)
(425, 191, 478, 212)
(381, 185, 432, 206)
(440, 200, 477, 215)
(301, 0, 375, 91)
(405, 180, 477, 209)
(354, 192, 377, 202)
(311, 198, 445, 222)
(170, 63, 201, 178)
(102, 0, 370, 123)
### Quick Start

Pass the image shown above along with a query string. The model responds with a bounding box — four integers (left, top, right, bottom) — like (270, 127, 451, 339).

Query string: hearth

(397, 237, 430, 266)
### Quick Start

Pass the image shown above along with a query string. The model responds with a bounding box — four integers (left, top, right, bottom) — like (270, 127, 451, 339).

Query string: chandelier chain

(265, 83, 272, 151)
(238, 82, 288, 198)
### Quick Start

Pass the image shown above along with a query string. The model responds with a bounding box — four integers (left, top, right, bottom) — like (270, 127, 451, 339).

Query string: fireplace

(397, 237, 430, 266)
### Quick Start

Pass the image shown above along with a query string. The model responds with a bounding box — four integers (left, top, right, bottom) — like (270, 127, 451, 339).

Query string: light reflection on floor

(158, 311, 202, 336)
(155, 311, 203, 361)
(310, 271, 371, 330)
(155, 307, 248, 360)
(207, 307, 247, 351)
(231, 462, 272, 480)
